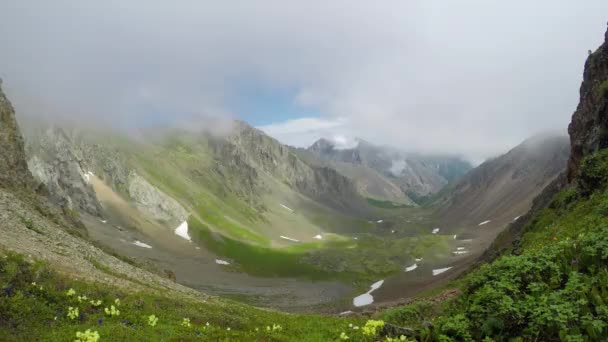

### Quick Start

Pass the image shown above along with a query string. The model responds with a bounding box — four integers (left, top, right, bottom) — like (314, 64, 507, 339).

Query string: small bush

(598, 80, 608, 98)
(578, 149, 608, 195)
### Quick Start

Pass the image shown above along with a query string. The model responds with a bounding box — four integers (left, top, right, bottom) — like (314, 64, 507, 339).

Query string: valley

(16, 116, 568, 314)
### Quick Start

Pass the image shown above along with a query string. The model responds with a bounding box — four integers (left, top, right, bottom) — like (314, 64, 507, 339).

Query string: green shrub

(578, 149, 608, 195)
(598, 80, 608, 97)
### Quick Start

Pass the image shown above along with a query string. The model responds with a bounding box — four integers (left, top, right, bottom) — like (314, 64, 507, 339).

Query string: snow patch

(432, 267, 453, 276)
(415, 258, 423, 262)
(339, 311, 354, 316)
(453, 235, 457, 240)
(513, 216, 521, 221)
(432, 228, 440, 234)
(280, 236, 300, 243)
(478, 220, 491, 226)
(405, 264, 418, 272)
(376, 220, 384, 223)
(280, 204, 294, 212)
(453, 251, 468, 255)
(353, 280, 384, 307)
(99, 219, 107, 224)
(215, 259, 230, 265)
(132, 240, 152, 249)
(314, 234, 323, 240)
(174, 221, 191, 241)
(457, 247, 465, 251)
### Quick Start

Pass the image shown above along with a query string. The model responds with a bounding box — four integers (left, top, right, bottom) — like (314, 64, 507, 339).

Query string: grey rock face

(26, 127, 101, 215)
(128, 171, 188, 225)
(567, 23, 608, 181)
(0, 81, 35, 190)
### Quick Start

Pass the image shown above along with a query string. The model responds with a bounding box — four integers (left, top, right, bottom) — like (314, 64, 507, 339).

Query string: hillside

(437, 133, 570, 228)
(302, 138, 472, 205)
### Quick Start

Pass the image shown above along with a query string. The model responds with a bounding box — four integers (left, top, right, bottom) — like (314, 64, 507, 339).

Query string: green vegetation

(378, 150, 608, 341)
(598, 79, 608, 97)
(189, 217, 449, 284)
(367, 197, 412, 209)
(0, 251, 423, 341)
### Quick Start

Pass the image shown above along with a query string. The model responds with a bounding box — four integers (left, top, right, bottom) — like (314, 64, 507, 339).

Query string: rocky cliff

(26, 126, 102, 215)
(567, 22, 608, 181)
(0, 80, 35, 190)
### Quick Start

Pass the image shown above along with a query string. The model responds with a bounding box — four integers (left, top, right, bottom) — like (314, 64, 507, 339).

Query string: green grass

(366, 197, 412, 209)
(1, 252, 387, 341)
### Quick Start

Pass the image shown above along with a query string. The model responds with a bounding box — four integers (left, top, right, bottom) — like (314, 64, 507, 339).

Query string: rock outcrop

(567, 22, 608, 181)
(26, 127, 102, 215)
(0, 80, 35, 190)
(128, 171, 188, 225)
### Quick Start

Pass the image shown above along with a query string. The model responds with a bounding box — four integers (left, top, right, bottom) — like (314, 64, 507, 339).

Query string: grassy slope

(379, 150, 608, 341)
(0, 252, 374, 342)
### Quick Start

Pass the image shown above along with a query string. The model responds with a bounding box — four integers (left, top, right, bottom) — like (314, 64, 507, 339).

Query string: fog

(1, 1, 607, 161)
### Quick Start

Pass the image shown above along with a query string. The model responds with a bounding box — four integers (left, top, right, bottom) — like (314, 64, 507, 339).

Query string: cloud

(0, 1, 606, 160)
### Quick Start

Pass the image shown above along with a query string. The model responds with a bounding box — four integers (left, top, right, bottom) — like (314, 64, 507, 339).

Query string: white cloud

(0, 1, 606, 160)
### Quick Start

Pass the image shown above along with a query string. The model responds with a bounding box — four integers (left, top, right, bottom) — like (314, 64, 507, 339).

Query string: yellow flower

(104, 305, 120, 317)
(67, 307, 79, 320)
(182, 318, 191, 328)
(362, 320, 385, 337)
(114, 298, 121, 306)
(148, 315, 158, 327)
(66, 288, 76, 297)
(75, 329, 100, 342)
(89, 299, 102, 307)
(340, 332, 349, 340)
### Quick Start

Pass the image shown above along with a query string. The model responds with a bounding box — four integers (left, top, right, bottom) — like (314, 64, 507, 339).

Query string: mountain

(0, 79, 34, 190)
(567, 28, 608, 181)
(436, 133, 570, 229)
(304, 138, 472, 204)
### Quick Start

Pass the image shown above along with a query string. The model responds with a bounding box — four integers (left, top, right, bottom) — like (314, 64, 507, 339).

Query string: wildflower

(206, 322, 210, 327)
(340, 332, 349, 340)
(148, 315, 158, 327)
(182, 318, 191, 328)
(227, 327, 231, 331)
(353, 326, 359, 330)
(362, 320, 385, 337)
(97, 318, 103, 325)
(90, 299, 102, 307)
(66, 288, 76, 297)
(196, 331, 201, 336)
(272, 324, 282, 332)
(385, 336, 408, 341)
(31, 282, 36, 286)
(75, 329, 100, 342)
(67, 307, 79, 320)
(348, 323, 353, 328)
(39, 286, 43, 291)
(54, 316, 58, 321)
(78, 295, 88, 303)
(114, 298, 121, 306)
(571, 259, 578, 265)
(104, 305, 120, 317)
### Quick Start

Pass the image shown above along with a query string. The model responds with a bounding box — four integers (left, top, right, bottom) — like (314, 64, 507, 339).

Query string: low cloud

(1, 1, 606, 160)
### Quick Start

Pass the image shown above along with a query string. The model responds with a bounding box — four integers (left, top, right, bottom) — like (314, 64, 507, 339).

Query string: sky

(1, 1, 607, 162)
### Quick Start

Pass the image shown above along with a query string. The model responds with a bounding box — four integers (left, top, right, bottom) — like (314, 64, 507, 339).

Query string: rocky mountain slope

(304, 138, 471, 204)
(0, 79, 34, 190)
(568, 28, 608, 181)
(436, 133, 570, 228)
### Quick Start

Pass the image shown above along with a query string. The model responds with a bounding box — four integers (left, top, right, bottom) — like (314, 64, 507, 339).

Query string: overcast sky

(1, 1, 607, 162)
